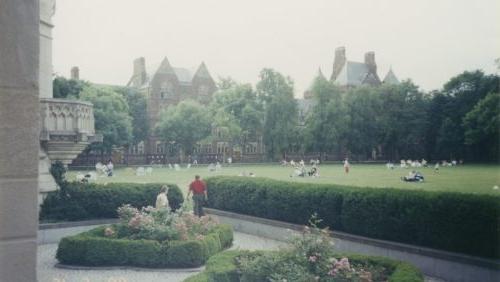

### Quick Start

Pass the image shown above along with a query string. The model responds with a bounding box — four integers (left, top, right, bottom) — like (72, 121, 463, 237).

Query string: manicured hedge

(40, 182, 184, 221)
(206, 176, 500, 259)
(183, 250, 423, 282)
(56, 224, 233, 268)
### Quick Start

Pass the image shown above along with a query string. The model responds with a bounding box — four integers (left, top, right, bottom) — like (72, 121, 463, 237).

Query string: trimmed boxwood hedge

(206, 176, 500, 259)
(56, 224, 233, 268)
(40, 182, 184, 221)
(183, 250, 424, 282)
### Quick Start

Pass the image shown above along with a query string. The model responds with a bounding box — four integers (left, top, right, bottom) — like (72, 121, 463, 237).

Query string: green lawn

(68, 163, 500, 195)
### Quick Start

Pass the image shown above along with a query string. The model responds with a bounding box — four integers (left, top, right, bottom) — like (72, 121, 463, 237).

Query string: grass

(67, 163, 500, 195)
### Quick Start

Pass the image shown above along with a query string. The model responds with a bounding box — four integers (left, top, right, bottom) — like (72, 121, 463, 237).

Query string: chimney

(331, 46, 346, 81)
(70, 66, 79, 80)
(364, 51, 377, 74)
(132, 57, 147, 86)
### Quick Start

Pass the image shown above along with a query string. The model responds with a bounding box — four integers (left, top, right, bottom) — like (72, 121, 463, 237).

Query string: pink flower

(328, 268, 338, 276)
(308, 255, 318, 262)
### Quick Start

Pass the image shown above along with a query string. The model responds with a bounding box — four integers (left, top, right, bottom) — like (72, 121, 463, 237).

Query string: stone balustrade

(39, 98, 102, 165)
(40, 98, 95, 137)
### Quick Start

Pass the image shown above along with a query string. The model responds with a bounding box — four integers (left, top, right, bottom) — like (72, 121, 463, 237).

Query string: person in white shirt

(106, 160, 114, 177)
(343, 158, 350, 174)
(155, 185, 169, 209)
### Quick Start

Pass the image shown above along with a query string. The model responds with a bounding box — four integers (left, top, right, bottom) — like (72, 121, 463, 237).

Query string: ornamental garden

(39, 162, 500, 281)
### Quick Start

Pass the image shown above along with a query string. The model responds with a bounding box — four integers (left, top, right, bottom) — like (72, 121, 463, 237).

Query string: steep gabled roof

(334, 61, 370, 86)
(131, 57, 214, 88)
(383, 68, 400, 85)
(173, 67, 193, 84)
(155, 57, 175, 75)
(193, 62, 213, 80)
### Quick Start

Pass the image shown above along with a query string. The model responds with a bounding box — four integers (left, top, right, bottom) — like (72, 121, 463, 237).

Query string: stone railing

(40, 98, 95, 138)
(39, 98, 102, 165)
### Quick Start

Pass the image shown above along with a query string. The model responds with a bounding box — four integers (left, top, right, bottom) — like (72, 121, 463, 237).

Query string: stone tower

(128, 57, 147, 87)
(364, 51, 377, 75)
(70, 66, 79, 80)
(331, 46, 346, 81)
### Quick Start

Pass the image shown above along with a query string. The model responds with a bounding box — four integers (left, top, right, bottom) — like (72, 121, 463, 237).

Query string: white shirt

(155, 192, 168, 208)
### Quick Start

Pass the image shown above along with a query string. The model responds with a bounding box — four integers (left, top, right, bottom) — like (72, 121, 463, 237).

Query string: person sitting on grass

(402, 170, 424, 182)
(308, 165, 319, 177)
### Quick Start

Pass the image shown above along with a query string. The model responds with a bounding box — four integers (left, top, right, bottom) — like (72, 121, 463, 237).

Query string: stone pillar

(0, 1, 39, 281)
(39, 0, 55, 98)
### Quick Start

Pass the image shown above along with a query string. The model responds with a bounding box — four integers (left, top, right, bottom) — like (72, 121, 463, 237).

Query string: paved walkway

(37, 232, 443, 282)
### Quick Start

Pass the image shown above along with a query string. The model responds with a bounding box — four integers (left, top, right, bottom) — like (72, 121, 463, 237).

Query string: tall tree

(256, 69, 298, 159)
(52, 76, 88, 99)
(306, 74, 347, 156)
(155, 100, 211, 156)
(209, 83, 263, 145)
(343, 86, 381, 158)
(433, 70, 499, 160)
(80, 85, 133, 153)
(463, 92, 500, 161)
(115, 87, 149, 144)
(377, 81, 428, 160)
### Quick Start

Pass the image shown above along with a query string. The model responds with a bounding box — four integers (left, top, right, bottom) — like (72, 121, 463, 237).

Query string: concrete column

(0, 1, 39, 281)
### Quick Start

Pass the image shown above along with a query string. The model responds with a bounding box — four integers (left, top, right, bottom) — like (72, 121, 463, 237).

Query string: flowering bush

(109, 204, 220, 242)
(237, 214, 389, 282)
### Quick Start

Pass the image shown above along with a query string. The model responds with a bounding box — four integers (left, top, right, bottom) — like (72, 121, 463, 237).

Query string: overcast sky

(52, 0, 499, 96)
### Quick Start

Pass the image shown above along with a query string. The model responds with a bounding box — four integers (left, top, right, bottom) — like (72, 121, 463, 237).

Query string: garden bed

(56, 205, 233, 268)
(185, 251, 423, 282)
(184, 220, 424, 282)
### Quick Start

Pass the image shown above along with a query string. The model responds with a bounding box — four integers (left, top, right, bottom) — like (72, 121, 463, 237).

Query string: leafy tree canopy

(155, 100, 211, 155)
(257, 69, 298, 158)
(80, 85, 133, 153)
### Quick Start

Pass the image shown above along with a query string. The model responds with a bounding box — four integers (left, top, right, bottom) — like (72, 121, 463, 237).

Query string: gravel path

(37, 232, 443, 282)
(37, 232, 285, 282)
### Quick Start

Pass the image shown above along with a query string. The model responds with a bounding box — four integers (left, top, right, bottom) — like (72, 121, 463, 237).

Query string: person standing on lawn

(343, 158, 350, 174)
(188, 175, 207, 217)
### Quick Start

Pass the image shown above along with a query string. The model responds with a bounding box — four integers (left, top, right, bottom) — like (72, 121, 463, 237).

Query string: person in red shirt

(187, 175, 207, 217)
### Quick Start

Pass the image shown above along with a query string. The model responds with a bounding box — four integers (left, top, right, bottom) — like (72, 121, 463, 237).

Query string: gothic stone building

(297, 47, 400, 160)
(127, 57, 217, 156)
(302, 46, 400, 104)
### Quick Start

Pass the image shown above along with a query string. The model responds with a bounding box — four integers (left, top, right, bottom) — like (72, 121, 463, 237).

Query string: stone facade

(39, 0, 55, 99)
(37, 0, 101, 202)
(0, 0, 39, 280)
(128, 57, 217, 155)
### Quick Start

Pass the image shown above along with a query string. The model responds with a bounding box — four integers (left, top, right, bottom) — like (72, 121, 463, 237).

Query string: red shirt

(189, 179, 206, 194)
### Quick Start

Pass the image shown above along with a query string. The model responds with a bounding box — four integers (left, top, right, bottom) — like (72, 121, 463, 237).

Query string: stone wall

(0, 0, 39, 281)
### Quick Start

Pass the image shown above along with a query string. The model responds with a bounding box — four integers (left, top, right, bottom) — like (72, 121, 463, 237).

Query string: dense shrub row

(206, 176, 500, 259)
(56, 224, 233, 268)
(40, 182, 184, 221)
(184, 250, 423, 282)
